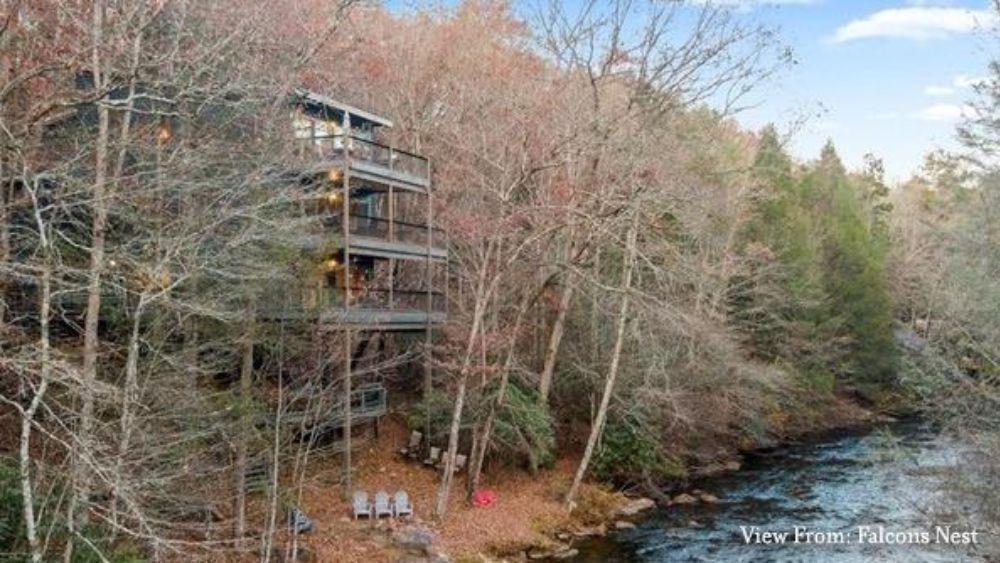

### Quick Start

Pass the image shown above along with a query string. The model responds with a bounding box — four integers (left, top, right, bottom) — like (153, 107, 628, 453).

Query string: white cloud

(691, 0, 817, 6)
(831, 7, 996, 43)
(923, 74, 988, 97)
(953, 73, 987, 88)
(923, 85, 956, 96)
(910, 103, 973, 121)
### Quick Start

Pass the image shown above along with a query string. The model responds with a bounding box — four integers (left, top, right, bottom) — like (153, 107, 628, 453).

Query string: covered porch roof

(293, 88, 394, 129)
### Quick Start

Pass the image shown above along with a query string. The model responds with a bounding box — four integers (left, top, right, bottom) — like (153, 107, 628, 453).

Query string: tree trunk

(538, 280, 574, 403)
(109, 19, 144, 533)
(0, 161, 9, 327)
(113, 294, 146, 527)
(262, 351, 284, 563)
(234, 329, 254, 549)
(434, 241, 497, 518)
(433, 306, 483, 518)
(20, 264, 52, 563)
(342, 330, 352, 497)
(68, 2, 110, 554)
(466, 290, 533, 501)
(565, 217, 638, 508)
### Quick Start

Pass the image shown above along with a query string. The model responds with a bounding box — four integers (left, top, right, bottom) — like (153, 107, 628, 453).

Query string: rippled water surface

(569, 421, 993, 562)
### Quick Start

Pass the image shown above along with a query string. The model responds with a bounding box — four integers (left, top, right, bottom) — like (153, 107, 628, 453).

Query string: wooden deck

(263, 306, 445, 330)
(348, 235, 447, 262)
(322, 308, 446, 330)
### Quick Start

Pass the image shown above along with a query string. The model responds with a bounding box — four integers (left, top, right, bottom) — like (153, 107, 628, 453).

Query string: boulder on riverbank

(527, 545, 577, 560)
(615, 497, 656, 517)
(393, 525, 439, 556)
(669, 493, 698, 505)
(698, 493, 720, 504)
(693, 458, 743, 478)
(571, 523, 607, 538)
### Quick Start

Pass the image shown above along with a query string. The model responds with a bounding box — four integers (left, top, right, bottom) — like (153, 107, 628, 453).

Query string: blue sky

(388, 0, 994, 180)
(708, 0, 994, 180)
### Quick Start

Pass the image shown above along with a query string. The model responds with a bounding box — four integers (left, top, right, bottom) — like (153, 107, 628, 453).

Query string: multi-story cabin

(284, 91, 448, 483)
(280, 91, 448, 483)
(288, 89, 447, 332)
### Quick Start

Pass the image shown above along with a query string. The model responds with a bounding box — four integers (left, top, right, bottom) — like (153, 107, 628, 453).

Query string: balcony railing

(305, 134, 430, 185)
(318, 287, 446, 313)
(322, 213, 445, 248)
(260, 282, 446, 323)
(280, 383, 387, 430)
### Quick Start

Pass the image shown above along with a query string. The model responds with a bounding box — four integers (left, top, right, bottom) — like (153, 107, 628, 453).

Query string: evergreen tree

(735, 133, 898, 394)
(806, 141, 898, 388)
(733, 127, 830, 384)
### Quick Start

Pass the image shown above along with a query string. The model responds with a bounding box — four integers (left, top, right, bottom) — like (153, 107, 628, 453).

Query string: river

(567, 421, 994, 562)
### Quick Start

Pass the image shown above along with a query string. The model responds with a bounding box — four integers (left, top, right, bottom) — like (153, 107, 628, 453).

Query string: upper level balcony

(300, 134, 431, 191)
(314, 213, 448, 262)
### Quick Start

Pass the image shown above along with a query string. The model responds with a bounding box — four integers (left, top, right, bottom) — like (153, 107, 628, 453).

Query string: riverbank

(286, 393, 884, 561)
(288, 419, 631, 561)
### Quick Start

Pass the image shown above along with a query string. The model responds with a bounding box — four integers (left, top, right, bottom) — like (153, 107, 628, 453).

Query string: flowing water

(568, 421, 994, 562)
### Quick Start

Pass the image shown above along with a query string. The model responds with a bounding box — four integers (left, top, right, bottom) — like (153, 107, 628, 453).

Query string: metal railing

(305, 134, 430, 184)
(280, 383, 387, 430)
(307, 286, 442, 312)
(322, 213, 446, 248)
(247, 276, 449, 324)
(357, 288, 446, 312)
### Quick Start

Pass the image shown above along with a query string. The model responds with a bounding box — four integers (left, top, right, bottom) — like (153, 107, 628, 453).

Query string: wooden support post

(389, 185, 395, 310)
(388, 185, 395, 242)
(342, 330, 352, 497)
(424, 179, 434, 400)
(342, 111, 352, 309)
(340, 113, 351, 308)
(341, 111, 354, 499)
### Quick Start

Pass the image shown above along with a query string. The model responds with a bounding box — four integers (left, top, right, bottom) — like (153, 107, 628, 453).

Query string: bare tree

(566, 211, 638, 507)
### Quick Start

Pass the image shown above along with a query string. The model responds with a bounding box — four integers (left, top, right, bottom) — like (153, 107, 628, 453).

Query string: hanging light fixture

(324, 257, 340, 271)
(327, 167, 343, 182)
(156, 119, 173, 143)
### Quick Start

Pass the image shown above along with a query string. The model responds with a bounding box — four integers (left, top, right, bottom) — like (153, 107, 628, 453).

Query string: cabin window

(291, 110, 344, 139)
(350, 192, 376, 217)
(353, 121, 375, 141)
(322, 256, 372, 300)
(291, 111, 314, 139)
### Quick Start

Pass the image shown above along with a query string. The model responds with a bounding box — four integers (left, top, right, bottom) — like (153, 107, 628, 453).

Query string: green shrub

(407, 389, 472, 444)
(408, 381, 555, 471)
(492, 382, 556, 470)
(0, 459, 25, 556)
(591, 419, 685, 484)
(0, 459, 146, 562)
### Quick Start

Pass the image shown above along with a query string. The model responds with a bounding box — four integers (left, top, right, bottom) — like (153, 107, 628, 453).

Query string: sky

(709, 0, 995, 180)
(387, 0, 996, 181)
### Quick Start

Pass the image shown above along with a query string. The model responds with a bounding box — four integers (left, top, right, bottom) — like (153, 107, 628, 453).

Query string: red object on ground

(472, 490, 498, 507)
